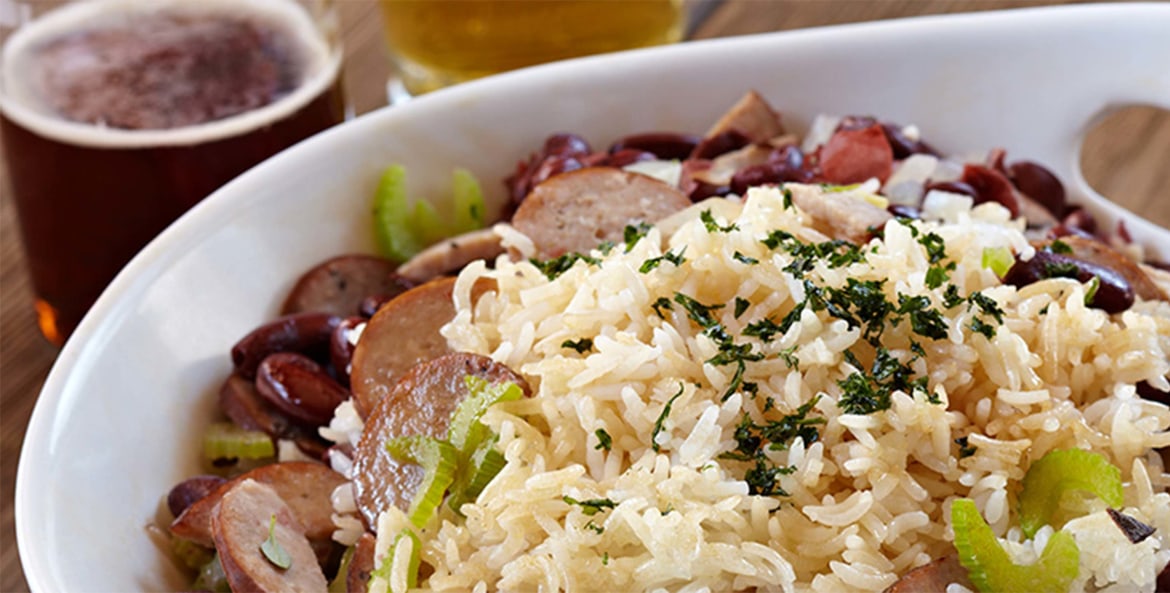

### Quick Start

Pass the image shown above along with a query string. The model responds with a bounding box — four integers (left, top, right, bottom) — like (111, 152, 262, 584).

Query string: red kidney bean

(531, 154, 585, 188)
(255, 352, 350, 426)
(888, 204, 922, 219)
(602, 149, 656, 168)
(1061, 207, 1098, 236)
(1157, 557, 1170, 592)
(960, 164, 1019, 218)
(730, 157, 811, 195)
(167, 475, 227, 518)
(924, 179, 978, 197)
(1008, 160, 1066, 217)
(608, 132, 700, 160)
(217, 375, 330, 459)
(880, 123, 939, 159)
(542, 133, 591, 158)
(1137, 381, 1170, 407)
(358, 293, 394, 318)
(1002, 250, 1134, 313)
(689, 180, 731, 202)
(690, 129, 751, 160)
(230, 312, 341, 379)
(329, 317, 365, 387)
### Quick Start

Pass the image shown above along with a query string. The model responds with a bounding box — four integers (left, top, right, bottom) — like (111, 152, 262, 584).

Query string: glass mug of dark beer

(0, 0, 346, 345)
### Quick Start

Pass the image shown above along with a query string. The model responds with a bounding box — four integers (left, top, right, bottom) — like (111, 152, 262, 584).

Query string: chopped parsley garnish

(943, 285, 965, 309)
(734, 297, 751, 319)
(967, 292, 1005, 323)
(639, 247, 686, 273)
(762, 229, 795, 250)
(602, 552, 610, 565)
(895, 294, 949, 340)
(561, 338, 593, 353)
(838, 347, 929, 415)
(1043, 260, 1080, 279)
(782, 187, 794, 210)
(584, 520, 604, 534)
(1048, 239, 1073, 255)
(651, 296, 673, 318)
(955, 436, 977, 458)
(673, 292, 723, 329)
(925, 263, 953, 289)
(718, 396, 824, 496)
(733, 251, 759, 265)
(622, 222, 653, 252)
(530, 252, 600, 280)
(651, 384, 685, 452)
(563, 496, 616, 516)
(743, 318, 783, 342)
(969, 317, 997, 339)
(594, 428, 612, 451)
(919, 232, 948, 264)
(778, 346, 799, 369)
(260, 514, 292, 570)
(700, 209, 739, 233)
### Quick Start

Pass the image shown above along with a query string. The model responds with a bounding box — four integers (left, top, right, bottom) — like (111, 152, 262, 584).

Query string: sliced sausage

(788, 183, 892, 245)
(351, 277, 461, 418)
(689, 143, 774, 187)
(347, 532, 377, 593)
(352, 352, 530, 530)
(703, 90, 785, 145)
(819, 123, 894, 185)
(511, 167, 691, 259)
(396, 228, 505, 284)
(211, 479, 328, 593)
(231, 312, 342, 379)
(280, 254, 407, 317)
(218, 374, 329, 458)
(171, 461, 346, 550)
(883, 555, 974, 593)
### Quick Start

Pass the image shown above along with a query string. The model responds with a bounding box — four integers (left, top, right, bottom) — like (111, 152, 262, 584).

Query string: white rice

(360, 184, 1170, 592)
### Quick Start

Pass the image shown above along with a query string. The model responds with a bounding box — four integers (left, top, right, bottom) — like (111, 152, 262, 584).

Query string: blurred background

(1, 1, 1167, 590)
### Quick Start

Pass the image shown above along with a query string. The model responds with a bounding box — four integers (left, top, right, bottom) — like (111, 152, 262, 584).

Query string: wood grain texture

(0, 1, 1166, 591)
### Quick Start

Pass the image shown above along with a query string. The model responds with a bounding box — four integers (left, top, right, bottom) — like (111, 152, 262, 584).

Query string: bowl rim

(15, 3, 1170, 590)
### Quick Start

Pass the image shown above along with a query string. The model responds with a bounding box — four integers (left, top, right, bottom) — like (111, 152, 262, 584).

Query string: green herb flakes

(651, 384, 685, 452)
(562, 338, 593, 354)
(594, 429, 612, 451)
(563, 496, 616, 516)
(260, 514, 292, 570)
(700, 209, 739, 233)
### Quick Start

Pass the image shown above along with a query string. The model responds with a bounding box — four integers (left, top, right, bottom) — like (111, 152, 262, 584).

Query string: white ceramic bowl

(16, 4, 1170, 591)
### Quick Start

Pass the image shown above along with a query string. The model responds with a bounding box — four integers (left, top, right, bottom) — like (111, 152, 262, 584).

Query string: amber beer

(0, 0, 345, 344)
(379, 0, 685, 97)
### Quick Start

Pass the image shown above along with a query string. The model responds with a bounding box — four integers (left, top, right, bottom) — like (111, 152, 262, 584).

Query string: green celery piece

(952, 498, 1079, 593)
(171, 537, 214, 570)
(448, 377, 524, 454)
(192, 553, 231, 593)
(385, 435, 458, 528)
(373, 164, 423, 263)
(982, 246, 1015, 278)
(1018, 448, 1123, 537)
(371, 528, 422, 593)
(409, 199, 447, 247)
(202, 422, 274, 462)
(451, 168, 486, 235)
(447, 436, 507, 514)
(327, 545, 355, 593)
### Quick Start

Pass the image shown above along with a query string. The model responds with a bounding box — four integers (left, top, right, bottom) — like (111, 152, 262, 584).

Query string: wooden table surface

(1, 1, 1167, 590)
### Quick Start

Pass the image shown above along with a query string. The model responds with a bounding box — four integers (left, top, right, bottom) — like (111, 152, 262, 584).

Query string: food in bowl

(158, 92, 1170, 592)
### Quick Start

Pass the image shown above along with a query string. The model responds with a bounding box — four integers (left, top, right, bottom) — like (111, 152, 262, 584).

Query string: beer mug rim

(0, 0, 341, 148)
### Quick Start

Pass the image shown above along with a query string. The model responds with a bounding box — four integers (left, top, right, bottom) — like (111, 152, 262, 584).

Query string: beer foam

(0, 0, 340, 148)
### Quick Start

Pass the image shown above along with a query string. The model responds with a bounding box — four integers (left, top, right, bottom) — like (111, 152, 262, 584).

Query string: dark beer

(0, 0, 345, 344)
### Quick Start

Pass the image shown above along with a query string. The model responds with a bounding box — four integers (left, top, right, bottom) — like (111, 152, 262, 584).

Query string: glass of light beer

(0, 0, 347, 345)
(378, 0, 687, 100)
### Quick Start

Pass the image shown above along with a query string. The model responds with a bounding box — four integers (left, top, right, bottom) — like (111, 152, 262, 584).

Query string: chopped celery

(1018, 448, 1123, 537)
(171, 536, 214, 570)
(982, 246, 1015, 278)
(202, 422, 274, 462)
(447, 377, 524, 454)
(373, 164, 423, 263)
(372, 165, 489, 263)
(386, 435, 458, 528)
(952, 498, 1079, 593)
(451, 168, 486, 235)
(327, 545, 355, 593)
(193, 553, 231, 593)
(371, 529, 422, 593)
(409, 199, 447, 247)
(447, 436, 507, 514)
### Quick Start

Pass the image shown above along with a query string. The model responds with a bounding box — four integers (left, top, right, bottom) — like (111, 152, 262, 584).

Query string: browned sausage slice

(171, 461, 346, 549)
(512, 167, 691, 259)
(349, 277, 495, 418)
(347, 532, 377, 593)
(211, 479, 328, 593)
(281, 254, 408, 317)
(396, 228, 505, 284)
(883, 555, 974, 593)
(351, 352, 530, 530)
(704, 90, 785, 144)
